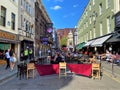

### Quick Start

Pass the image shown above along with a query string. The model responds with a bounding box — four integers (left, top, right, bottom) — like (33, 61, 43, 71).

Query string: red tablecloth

(35, 64, 59, 76)
(67, 64, 92, 77)
(35, 64, 92, 77)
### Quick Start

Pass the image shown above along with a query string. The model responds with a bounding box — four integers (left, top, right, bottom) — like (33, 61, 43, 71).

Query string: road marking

(104, 71, 120, 84)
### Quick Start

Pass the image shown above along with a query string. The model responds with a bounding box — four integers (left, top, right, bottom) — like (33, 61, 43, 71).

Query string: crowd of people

(45, 49, 120, 66)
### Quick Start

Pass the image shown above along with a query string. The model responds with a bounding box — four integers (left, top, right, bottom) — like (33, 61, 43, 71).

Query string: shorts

(10, 57, 14, 62)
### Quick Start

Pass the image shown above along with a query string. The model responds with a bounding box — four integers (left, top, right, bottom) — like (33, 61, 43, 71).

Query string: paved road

(0, 69, 120, 90)
(101, 60, 120, 78)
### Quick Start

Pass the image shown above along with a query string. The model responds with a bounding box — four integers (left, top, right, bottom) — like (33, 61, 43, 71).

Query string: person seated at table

(113, 52, 120, 64)
(54, 52, 63, 64)
(66, 52, 71, 62)
(106, 50, 113, 62)
(50, 55, 55, 64)
(73, 51, 78, 61)
(89, 55, 96, 63)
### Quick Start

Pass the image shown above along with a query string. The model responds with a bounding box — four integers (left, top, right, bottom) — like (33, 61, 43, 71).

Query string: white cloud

(50, 5, 62, 10)
(73, 4, 79, 8)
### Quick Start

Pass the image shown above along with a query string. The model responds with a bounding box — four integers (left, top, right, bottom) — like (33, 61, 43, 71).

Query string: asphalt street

(0, 68, 120, 90)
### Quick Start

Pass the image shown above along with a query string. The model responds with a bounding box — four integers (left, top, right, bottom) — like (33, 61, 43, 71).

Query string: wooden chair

(92, 63, 101, 80)
(27, 63, 36, 79)
(59, 62, 67, 79)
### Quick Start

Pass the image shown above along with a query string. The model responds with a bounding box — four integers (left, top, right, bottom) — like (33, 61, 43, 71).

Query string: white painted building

(0, 0, 19, 60)
(18, 0, 35, 60)
(67, 30, 74, 52)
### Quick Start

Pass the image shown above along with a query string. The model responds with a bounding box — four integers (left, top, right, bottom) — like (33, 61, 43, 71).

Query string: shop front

(0, 30, 19, 64)
(19, 35, 34, 61)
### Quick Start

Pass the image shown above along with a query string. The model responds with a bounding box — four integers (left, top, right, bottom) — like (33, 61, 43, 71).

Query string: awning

(106, 34, 120, 43)
(91, 35, 112, 47)
(76, 42, 85, 50)
(84, 40, 95, 47)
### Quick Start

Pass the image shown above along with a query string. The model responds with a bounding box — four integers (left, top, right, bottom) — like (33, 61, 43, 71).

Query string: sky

(42, 0, 89, 29)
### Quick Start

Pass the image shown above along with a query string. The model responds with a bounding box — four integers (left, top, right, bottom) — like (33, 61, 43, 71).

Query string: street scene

(0, 0, 120, 90)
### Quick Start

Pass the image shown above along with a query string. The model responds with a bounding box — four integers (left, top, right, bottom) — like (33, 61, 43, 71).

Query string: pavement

(0, 59, 120, 85)
(0, 64, 17, 84)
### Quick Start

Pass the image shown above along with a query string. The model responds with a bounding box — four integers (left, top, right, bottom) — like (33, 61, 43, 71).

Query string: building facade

(18, 0, 35, 61)
(35, 0, 52, 57)
(0, 0, 19, 59)
(77, 0, 115, 52)
(77, 0, 114, 43)
(57, 28, 76, 51)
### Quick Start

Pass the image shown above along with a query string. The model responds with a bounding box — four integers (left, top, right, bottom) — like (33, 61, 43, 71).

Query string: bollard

(111, 59, 116, 78)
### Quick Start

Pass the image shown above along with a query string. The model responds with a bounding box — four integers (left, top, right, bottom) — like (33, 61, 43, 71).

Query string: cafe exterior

(0, 30, 19, 60)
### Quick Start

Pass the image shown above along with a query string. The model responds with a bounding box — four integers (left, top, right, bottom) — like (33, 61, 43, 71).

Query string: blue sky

(42, 0, 89, 29)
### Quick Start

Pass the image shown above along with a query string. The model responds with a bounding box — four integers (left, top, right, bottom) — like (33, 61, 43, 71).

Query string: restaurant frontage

(19, 35, 34, 61)
(83, 34, 112, 54)
(0, 30, 19, 64)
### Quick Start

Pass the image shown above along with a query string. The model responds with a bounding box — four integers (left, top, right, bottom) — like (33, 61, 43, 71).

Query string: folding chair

(59, 62, 67, 79)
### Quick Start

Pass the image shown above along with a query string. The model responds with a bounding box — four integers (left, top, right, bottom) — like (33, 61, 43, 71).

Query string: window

(100, 23, 103, 36)
(90, 17, 91, 24)
(106, 0, 110, 8)
(90, 30, 92, 39)
(107, 16, 111, 33)
(86, 33, 88, 41)
(86, 11, 87, 16)
(86, 22, 88, 27)
(0, 6, 6, 26)
(99, 3, 102, 15)
(11, 13, 15, 30)
(24, 18, 26, 30)
(93, 0, 95, 5)
(21, 15, 23, 27)
(89, 4, 91, 10)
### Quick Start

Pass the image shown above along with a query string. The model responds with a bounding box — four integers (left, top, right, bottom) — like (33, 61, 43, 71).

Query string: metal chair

(92, 63, 101, 80)
(27, 63, 36, 79)
(59, 62, 67, 79)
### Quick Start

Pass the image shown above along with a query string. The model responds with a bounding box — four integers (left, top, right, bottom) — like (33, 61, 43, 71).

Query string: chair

(92, 63, 101, 80)
(59, 62, 67, 79)
(27, 63, 36, 79)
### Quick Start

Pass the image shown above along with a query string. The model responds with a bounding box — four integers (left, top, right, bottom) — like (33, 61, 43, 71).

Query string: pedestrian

(5, 49, 10, 69)
(10, 52, 16, 71)
(39, 49, 42, 58)
(29, 48, 33, 60)
(24, 48, 29, 61)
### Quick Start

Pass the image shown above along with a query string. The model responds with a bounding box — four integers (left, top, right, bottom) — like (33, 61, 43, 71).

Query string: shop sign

(0, 31, 16, 40)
